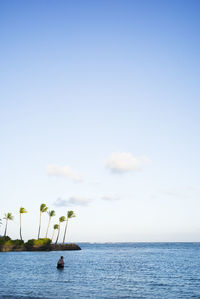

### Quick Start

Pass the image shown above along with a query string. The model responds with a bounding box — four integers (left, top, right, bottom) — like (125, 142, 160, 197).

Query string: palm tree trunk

(51, 229, 55, 242)
(45, 216, 51, 238)
(62, 218, 68, 245)
(20, 213, 22, 240)
(55, 225, 60, 244)
(38, 212, 42, 239)
(4, 219, 8, 237)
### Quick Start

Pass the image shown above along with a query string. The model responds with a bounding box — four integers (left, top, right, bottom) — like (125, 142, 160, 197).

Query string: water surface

(1, 243, 200, 298)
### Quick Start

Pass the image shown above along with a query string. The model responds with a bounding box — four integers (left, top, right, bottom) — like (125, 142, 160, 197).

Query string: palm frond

(53, 224, 59, 230)
(20, 207, 27, 214)
(4, 213, 14, 220)
(40, 204, 48, 212)
(59, 216, 66, 223)
(67, 210, 76, 218)
(48, 210, 56, 217)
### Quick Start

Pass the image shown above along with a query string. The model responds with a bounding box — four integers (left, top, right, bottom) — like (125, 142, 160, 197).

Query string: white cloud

(46, 165, 82, 182)
(54, 196, 92, 207)
(106, 152, 150, 173)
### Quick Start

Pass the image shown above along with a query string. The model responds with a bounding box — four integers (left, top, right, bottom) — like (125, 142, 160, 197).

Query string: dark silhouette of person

(57, 256, 64, 268)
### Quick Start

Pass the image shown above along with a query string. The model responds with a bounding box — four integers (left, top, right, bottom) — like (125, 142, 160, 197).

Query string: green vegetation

(55, 216, 66, 244)
(0, 237, 50, 251)
(26, 238, 51, 246)
(0, 236, 81, 251)
(4, 213, 14, 236)
(38, 203, 48, 239)
(0, 236, 24, 246)
(0, 236, 24, 251)
(25, 238, 51, 250)
(19, 207, 27, 240)
(0, 236, 12, 244)
(0, 236, 10, 240)
(62, 210, 76, 245)
(0, 204, 77, 251)
(52, 224, 59, 241)
(45, 210, 56, 238)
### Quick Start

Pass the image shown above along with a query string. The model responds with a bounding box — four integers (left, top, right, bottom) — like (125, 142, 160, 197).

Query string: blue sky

(0, 0, 200, 242)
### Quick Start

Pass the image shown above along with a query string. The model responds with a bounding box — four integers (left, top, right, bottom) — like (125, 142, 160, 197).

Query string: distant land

(0, 237, 81, 252)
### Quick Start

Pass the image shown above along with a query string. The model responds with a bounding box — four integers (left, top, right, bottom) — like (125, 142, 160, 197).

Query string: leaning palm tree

(4, 213, 14, 237)
(55, 216, 66, 244)
(19, 207, 27, 240)
(51, 224, 59, 242)
(45, 210, 56, 238)
(62, 210, 76, 245)
(38, 203, 48, 239)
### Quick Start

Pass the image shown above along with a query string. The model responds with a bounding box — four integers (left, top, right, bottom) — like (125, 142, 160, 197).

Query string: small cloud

(101, 195, 121, 201)
(54, 196, 92, 207)
(106, 152, 151, 173)
(54, 198, 68, 207)
(46, 165, 82, 182)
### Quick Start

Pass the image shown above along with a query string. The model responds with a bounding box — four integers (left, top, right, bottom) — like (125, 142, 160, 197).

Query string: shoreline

(0, 243, 81, 252)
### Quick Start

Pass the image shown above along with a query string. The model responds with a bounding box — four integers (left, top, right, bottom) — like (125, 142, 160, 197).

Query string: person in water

(57, 256, 64, 268)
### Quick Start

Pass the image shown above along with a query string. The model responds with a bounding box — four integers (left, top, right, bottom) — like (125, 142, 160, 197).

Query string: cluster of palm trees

(2, 204, 76, 245)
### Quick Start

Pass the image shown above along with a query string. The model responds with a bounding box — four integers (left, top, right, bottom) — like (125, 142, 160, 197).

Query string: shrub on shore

(0, 236, 24, 246)
(0, 237, 50, 249)
(0, 236, 81, 251)
(0, 237, 25, 252)
(25, 238, 51, 247)
(0, 236, 11, 244)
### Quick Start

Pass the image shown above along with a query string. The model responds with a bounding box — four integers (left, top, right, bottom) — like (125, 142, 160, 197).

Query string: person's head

(61, 256, 63, 259)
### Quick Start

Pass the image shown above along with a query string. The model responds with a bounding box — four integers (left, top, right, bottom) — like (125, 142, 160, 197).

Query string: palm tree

(45, 210, 56, 238)
(62, 210, 76, 245)
(4, 213, 14, 237)
(51, 224, 59, 242)
(55, 216, 66, 244)
(19, 207, 27, 240)
(38, 203, 48, 239)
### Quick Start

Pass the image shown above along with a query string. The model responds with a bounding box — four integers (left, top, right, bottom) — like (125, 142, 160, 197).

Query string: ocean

(0, 243, 200, 298)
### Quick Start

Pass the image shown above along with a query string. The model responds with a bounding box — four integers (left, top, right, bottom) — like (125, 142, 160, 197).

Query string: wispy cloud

(54, 196, 92, 207)
(106, 152, 151, 173)
(53, 194, 121, 207)
(101, 195, 121, 201)
(46, 165, 82, 182)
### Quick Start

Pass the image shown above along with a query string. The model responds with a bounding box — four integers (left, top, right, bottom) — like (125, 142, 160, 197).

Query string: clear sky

(0, 0, 200, 242)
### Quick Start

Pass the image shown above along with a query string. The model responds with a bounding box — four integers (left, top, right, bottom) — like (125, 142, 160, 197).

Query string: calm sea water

(0, 243, 200, 298)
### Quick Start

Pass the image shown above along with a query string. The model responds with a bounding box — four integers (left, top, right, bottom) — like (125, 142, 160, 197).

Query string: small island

(0, 237, 81, 252)
(0, 204, 81, 252)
